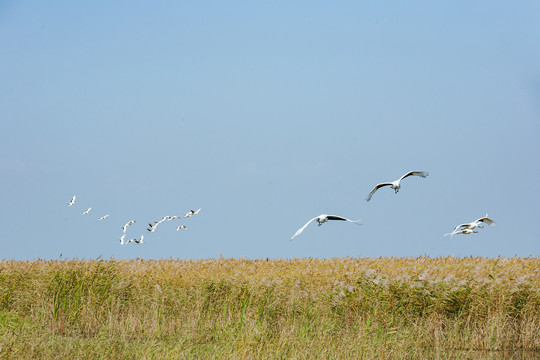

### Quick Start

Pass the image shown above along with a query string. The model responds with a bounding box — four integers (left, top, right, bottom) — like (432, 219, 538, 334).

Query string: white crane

(445, 214, 496, 238)
(98, 214, 109, 221)
(81, 207, 92, 215)
(122, 220, 136, 233)
(184, 208, 201, 218)
(119, 234, 127, 245)
(176, 225, 187, 231)
(451, 214, 496, 232)
(290, 214, 362, 241)
(147, 223, 157, 232)
(68, 196, 76, 206)
(366, 171, 429, 201)
(444, 228, 479, 238)
(127, 234, 144, 244)
(147, 216, 170, 232)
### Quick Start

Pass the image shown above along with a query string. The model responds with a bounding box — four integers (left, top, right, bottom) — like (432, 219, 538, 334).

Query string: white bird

(451, 214, 496, 233)
(81, 207, 92, 215)
(290, 214, 362, 241)
(147, 216, 169, 232)
(127, 234, 144, 244)
(119, 234, 127, 245)
(184, 208, 201, 218)
(444, 228, 479, 238)
(98, 214, 109, 221)
(122, 220, 136, 233)
(68, 196, 76, 206)
(176, 225, 187, 231)
(147, 223, 157, 232)
(366, 171, 429, 201)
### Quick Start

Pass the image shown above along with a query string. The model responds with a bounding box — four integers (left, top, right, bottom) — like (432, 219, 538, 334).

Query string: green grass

(0, 257, 538, 359)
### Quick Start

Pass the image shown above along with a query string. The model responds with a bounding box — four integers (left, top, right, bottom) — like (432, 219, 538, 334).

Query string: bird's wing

(476, 216, 496, 227)
(366, 183, 393, 201)
(326, 215, 362, 224)
(399, 171, 429, 181)
(290, 217, 317, 241)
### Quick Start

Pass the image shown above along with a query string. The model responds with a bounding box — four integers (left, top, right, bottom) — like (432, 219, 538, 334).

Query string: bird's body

(98, 214, 109, 221)
(122, 220, 136, 233)
(81, 207, 91, 215)
(68, 196, 76, 206)
(290, 214, 362, 241)
(366, 171, 429, 201)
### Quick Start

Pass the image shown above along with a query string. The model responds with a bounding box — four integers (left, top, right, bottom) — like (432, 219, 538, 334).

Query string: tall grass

(0, 257, 538, 359)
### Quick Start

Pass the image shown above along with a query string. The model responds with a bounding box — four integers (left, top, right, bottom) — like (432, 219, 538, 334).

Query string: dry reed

(0, 257, 538, 359)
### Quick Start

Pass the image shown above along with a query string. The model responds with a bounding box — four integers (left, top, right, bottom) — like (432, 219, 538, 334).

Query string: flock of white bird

(67, 195, 201, 246)
(290, 170, 495, 241)
(67, 170, 496, 246)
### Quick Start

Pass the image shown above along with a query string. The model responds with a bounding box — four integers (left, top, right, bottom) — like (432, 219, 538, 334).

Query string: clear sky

(1, 1, 539, 260)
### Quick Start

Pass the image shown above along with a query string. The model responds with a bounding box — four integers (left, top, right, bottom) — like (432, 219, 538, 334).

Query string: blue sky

(1, 1, 539, 260)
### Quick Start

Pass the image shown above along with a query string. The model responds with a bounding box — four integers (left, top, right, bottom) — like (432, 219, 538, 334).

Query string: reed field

(0, 257, 538, 359)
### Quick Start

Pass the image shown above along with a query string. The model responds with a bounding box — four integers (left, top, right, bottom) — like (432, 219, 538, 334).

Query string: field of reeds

(0, 257, 538, 359)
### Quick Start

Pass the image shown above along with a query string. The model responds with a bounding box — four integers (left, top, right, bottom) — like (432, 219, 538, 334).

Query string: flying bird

(290, 214, 362, 241)
(147, 216, 169, 232)
(176, 225, 187, 231)
(68, 196, 76, 206)
(98, 214, 109, 221)
(444, 228, 479, 238)
(127, 235, 144, 244)
(184, 208, 201, 218)
(119, 234, 127, 245)
(445, 214, 496, 238)
(451, 214, 496, 233)
(122, 220, 136, 233)
(81, 207, 92, 215)
(366, 171, 429, 201)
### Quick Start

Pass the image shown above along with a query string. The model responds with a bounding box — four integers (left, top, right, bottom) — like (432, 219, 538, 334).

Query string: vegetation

(0, 257, 538, 359)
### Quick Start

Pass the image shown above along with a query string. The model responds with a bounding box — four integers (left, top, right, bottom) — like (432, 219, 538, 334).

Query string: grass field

(0, 257, 538, 359)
